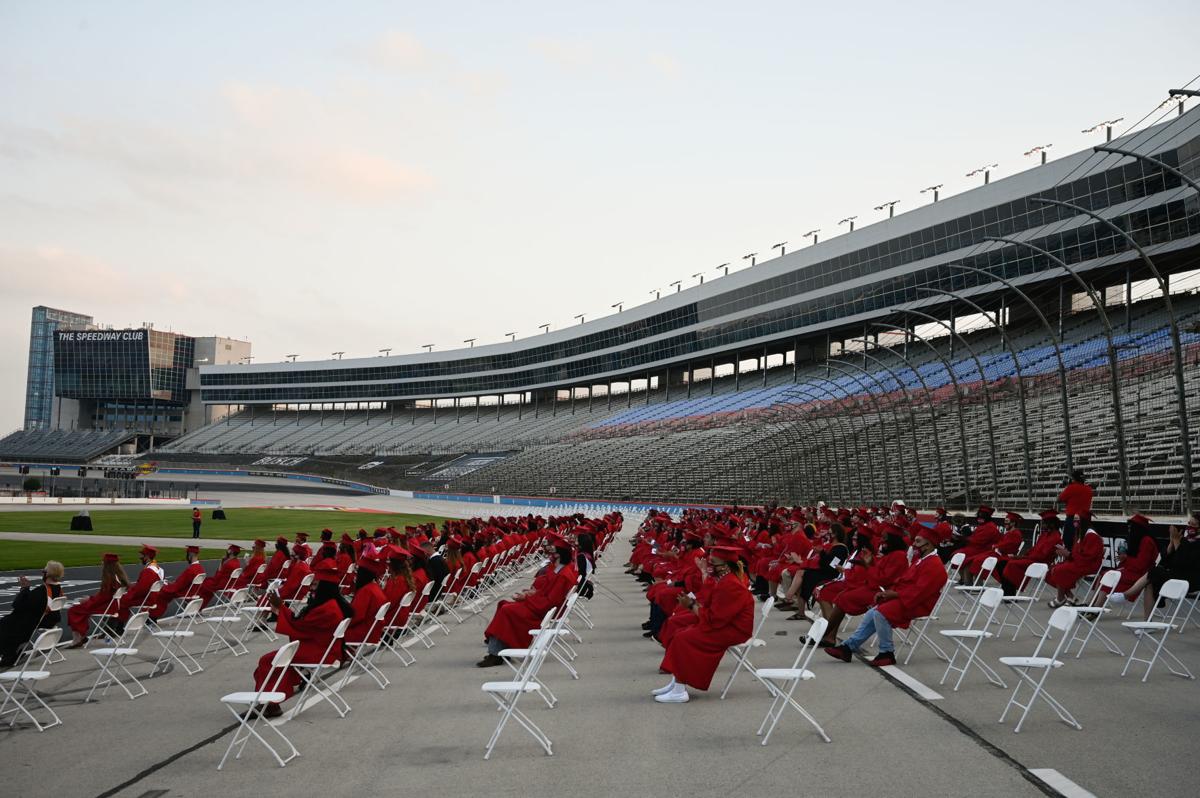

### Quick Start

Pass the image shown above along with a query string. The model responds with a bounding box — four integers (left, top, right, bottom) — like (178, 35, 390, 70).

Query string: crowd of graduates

(29, 511, 621, 717)
(625, 501, 1200, 703)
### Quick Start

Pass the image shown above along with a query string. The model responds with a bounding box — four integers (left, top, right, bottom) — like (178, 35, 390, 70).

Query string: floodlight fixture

(920, 184, 943, 203)
(771, 241, 787, 257)
(611, 302, 623, 312)
(574, 314, 586, 324)
(286, 354, 299, 362)
(463, 338, 476, 347)
(966, 163, 998, 185)
(873, 200, 900, 218)
(538, 323, 551, 334)
(331, 351, 344, 360)
(803, 229, 820, 245)
(743, 252, 757, 266)
(670, 280, 682, 292)
(377, 349, 390, 357)
(421, 344, 434, 352)
(1023, 144, 1052, 165)
(505, 331, 517, 341)
(649, 289, 661, 299)
(717, 262, 730, 276)
(1082, 118, 1124, 142)
(692, 272, 705, 285)
(838, 216, 857, 232)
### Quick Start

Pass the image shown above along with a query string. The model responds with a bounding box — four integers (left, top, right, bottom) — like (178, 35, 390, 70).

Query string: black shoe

(868, 651, 897, 667)
(824, 645, 852, 663)
(476, 654, 504, 668)
(641, 621, 653, 630)
(642, 630, 655, 638)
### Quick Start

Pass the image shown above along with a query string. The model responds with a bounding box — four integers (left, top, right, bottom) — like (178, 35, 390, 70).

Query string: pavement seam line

(862, 653, 1064, 798)
(93, 721, 240, 798)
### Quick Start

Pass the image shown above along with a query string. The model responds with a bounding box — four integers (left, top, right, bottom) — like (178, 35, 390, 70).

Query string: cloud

(364, 30, 430, 71)
(529, 37, 594, 70)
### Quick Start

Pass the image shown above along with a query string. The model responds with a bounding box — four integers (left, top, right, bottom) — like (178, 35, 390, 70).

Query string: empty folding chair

(952, 556, 997, 622)
(1121, 578, 1197, 683)
(86, 611, 151, 702)
(481, 615, 556, 760)
(337, 602, 392, 690)
(501, 609, 561, 708)
(719, 597, 774, 699)
(149, 597, 204, 676)
(754, 617, 830, 745)
(379, 591, 418, 666)
(43, 596, 70, 664)
(217, 640, 301, 770)
(938, 552, 969, 615)
(994, 563, 1049, 641)
(291, 617, 352, 718)
(523, 593, 582, 681)
(199, 588, 251, 658)
(939, 587, 1008, 691)
(407, 581, 445, 648)
(998, 606, 1082, 733)
(1064, 569, 1125, 658)
(0, 628, 64, 731)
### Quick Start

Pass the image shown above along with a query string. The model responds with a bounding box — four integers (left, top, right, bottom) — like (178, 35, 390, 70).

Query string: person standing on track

(192, 507, 202, 539)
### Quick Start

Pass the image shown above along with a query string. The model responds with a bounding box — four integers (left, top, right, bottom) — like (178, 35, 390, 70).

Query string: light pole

(692, 272, 705, 285)
(285, 354, 298, 362)
(803, 229, 820, 246)
(611, 302, 623, 312)
(650, 289, 660, 300)
(463, 338, 476, 348)
(1082, 118, 1124, 142)
(920, 184, 943, 203)
(574, 314, 586, 324)
(421, 344, 433, 352)
(966, 164, 998, 185)
(717, 263, 730, 277)
(771, 241, 787, 258)
(331, 351, 344, 360)
(240, 355, 254, 364)
(742, 252, 757, 267)
(504, 332, 516, 341)
(377, 348, 391, 357)
(874, 200, 899, 219)
(1023, 143, 1052, 165)
(669, 281, 682, 293)
(1166, 88, 1199, 116)
(838, 216, 857, 232)
(538, 324, 550, 334)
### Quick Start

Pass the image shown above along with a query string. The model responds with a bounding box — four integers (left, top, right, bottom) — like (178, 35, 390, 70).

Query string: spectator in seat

(1117, 512, 1200, 620)
(0, 561, 65, 666)
(1046, 518, 1104, 608)
(67, 553, 129, 647)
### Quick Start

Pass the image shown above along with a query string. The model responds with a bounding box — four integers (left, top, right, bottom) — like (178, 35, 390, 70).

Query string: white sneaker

(654, 687, 690, 703)
(651, 681, 677, 696)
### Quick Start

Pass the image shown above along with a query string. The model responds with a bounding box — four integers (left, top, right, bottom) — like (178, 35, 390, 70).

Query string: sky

(1, 1, 1198, 430)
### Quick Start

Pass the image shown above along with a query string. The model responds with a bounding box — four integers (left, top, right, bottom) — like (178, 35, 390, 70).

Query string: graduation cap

(140, 544, 158, 558)
(1004, 512, 1023, 523)
(1129, 513, 1152, 529)
(313, 561, 341, 583)
(186, 545, 201, 554)
(103, 552, 120, 563)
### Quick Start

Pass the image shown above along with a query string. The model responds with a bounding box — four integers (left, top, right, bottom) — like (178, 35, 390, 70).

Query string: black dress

(0, 582, 63, 666)
(800, 543, 849, 605)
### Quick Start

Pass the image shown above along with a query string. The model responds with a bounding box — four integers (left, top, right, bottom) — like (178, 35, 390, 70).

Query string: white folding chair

(939, 587, 1007, 691)
(218, 640, 300, 770)
(128, 580, 164, 623)
(86, 586, 127, 648)
(482, 615, 556, 760)
(407, 581, 445, 648)
(290, 617, 352, 718)
(998, 606, 1082, 733)
(502, 609, 561, 708)
(1180, 588, 1200, 635)
(754, 617, 830, 745)
(199, 588, 251, 658)
(379, 591, 418, 666)
(994, 563, 1049, 641)
(1064, 569, 1125, 658)
(44, 596, 70, 664)
(338, 602, 392, 690)
(1121, 578, 1196, 682)
(0, 628, 63, 731)
(284, 574, 315, 613)
(209, 568, 244, 613)
(719, 596, 775, 699)
(938, 552, 969, 614)
(899, 578, 955, 666)
(86, 611, 150, 702)
(149, 597, 204, 676)
(952, 556, 997, 621)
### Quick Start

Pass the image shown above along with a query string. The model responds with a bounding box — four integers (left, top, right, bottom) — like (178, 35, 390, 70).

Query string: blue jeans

(843, 607, 895, 654)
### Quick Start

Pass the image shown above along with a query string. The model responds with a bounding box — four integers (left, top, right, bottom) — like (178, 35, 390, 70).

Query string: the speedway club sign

(57, 329, 147, 343)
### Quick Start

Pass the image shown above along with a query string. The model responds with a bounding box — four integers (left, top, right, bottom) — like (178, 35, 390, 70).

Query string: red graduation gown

(234, 554, 265, 589)
(199, 558, 240, 608)
(877, 552, 947, 629)
(345, 582, 388, 644)
(659, 572, 754, 690)
(1001, 531, 1061, 587)
(67, 586, 118, 635)
(966, 528, 1023, 575)
(1047, 530, 1104, 590)
(253, 601, 347, 701)
(1103, 535, 1159, 593)
(278, 560, 312, 601)
(263, 550, 288, 584)
(484, 563, 578, 649)
(959, 521, 1001, 560)
(118, 564, 164, 620)
(835, 549, 909, 616)
(157, 561, 205, 615)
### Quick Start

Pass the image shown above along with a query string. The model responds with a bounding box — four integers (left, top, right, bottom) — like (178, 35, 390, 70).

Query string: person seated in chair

(652, 546, 754, 703)
(1115, 512, 1199, 620)
(0, 561, 64, 667)
(1098, 514, 1159, 609)
(252, 561, 353, 718)
(996, 510, 1061, 596)
(67, 553, 129, 647)
(117, 545, 165, 621)
(1046, 518, 1104, 608)
(813, 530, 909, 648)
(824, 524, 947, 667)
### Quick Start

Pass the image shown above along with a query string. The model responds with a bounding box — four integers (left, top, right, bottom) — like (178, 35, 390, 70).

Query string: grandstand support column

(793, 339, 799, 382)
(853, 343, 937, 508)
(918, 289, 1035, 512)
(1031, 195, 1194, 516)
(948, 263, 1074, 474)
(710, 358, 715, 396)
(821, 360, 905, 501)
(764, 398, 836, 502)
(904, 308, 1000, 502)
(762, 345, 768, 387)
(986, 236, 1131, 513)
(646, 372, 652, 406)
(607, 383, 612, 410)
(898, 321, 976, 508)
(687, 364, 693, 399)
(734, 356, 740, 391)
(866, 323, 949, 506)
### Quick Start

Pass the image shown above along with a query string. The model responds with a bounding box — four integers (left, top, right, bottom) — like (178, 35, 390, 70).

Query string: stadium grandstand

(145, 104, 1200, 518)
